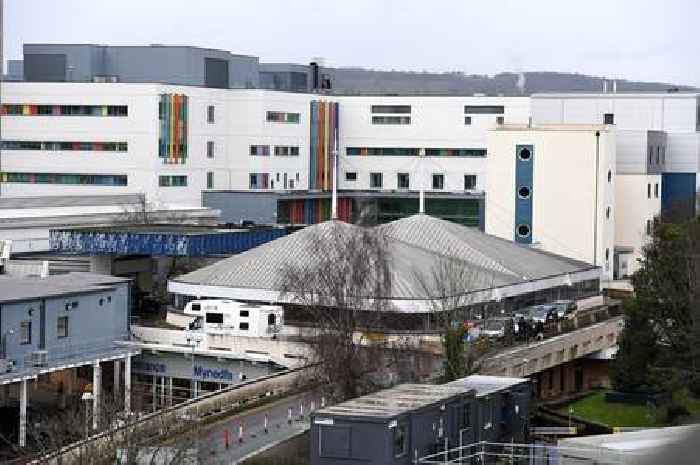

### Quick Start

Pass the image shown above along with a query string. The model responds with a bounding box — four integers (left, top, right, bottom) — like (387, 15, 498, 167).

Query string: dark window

(371, 115, 410, 125)
(159, 175, 187, 187)
(518, 148, 531, 161)
(20, 321, 32, 345)
(464, 116, 472, 125)
(207, 172, 214, 189)
(518, 185, 530, 198)
(345, 172, 357, 181)
(432, 174, 444, 190)
(239, 310, 250, 317)
(71, 301, 79, 309)
(57, 316, 68, 338)
(425, 148, 486, 157)
(370, 172, 383, 188)
(397, 173, 410, 189)
(207, 141, 215, 158)
(606, 206, 611, 219)
(393, 424, 407, 458)
(647, 183, 651, 199)
(250, 145, 270, 156)
(654, 183, 659, 198)
(371, 105, 411, 114)
(464, 175, 477, 190)
(464, 105, 504, 114)
(239, 322, 249, 330)
(496, 116, 504, 125)
(646, 220, 653, 235)
(99, 298, 104, 306)
(608, 170, 612, 183)
(604, 113, 614, 124)
(605, 248, 610, 261)
(347, 147, 419, 156)
(205, 313, 224, 324)
(656, 146, 660, 164)
(207, 105, 215, 123)
(266, 112, 300, 123)
(267, 314, 276, 325)
(517, 224, 531, 238)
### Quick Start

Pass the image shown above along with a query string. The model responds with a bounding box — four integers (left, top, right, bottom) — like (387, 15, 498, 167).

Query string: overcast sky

(4, 0, 699, 86)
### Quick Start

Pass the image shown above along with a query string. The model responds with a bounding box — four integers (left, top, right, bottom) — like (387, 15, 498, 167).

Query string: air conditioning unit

(0, 359, 14, 373)
(31, 350, 49, 367)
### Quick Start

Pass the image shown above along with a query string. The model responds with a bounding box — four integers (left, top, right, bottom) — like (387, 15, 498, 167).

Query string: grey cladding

(24, 53, 67, 82)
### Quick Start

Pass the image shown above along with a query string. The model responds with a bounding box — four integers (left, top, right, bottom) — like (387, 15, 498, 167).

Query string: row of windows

(249, 145, 300, 156)
(648, 145, 666, 166)
(1, 104, 128, 117)
(0, 172, 128, 186)
(266, 111, 300, 124)
(464, 105, 504, 114)
(158, 175, 188, 187)
(17, 316, 69, 345)
(1, 140, 128, 152)
(372, 115, 411, 125)
(346, 147, 487, 157)
(371, 105, 411, 114)
(347, 172, 478, 190)
(465, 116, 504, 125)
(647, 182, 660, 199)
(249, 172, 301, 189)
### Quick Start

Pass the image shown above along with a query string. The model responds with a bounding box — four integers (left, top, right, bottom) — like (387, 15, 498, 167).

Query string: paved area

(194, 391, 322, 464)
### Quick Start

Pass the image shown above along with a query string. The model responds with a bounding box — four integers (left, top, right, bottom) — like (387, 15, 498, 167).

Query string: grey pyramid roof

(174, 214, 593, 302)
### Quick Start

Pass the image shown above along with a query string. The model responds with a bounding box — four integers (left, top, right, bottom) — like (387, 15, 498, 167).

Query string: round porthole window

(518, 186, 531, 199)
(518, 148, 531, 161)
(516, 224, 531, 238)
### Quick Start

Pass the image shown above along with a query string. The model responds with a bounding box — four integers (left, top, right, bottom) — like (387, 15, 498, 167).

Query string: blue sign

(133, 361, 167, 374)
(193, 365, 235, 382)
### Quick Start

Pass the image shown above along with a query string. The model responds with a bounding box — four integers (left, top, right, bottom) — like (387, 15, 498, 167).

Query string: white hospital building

(2, 44, 699, 280)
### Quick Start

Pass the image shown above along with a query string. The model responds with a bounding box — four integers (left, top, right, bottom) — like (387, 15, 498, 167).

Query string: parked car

(479, 317, 517, 338)
(551, 300, 577, 319)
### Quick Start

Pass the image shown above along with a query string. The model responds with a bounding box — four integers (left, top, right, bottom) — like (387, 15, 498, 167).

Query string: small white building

(184, 299, 283, 338)
(486, 124, 616, 280)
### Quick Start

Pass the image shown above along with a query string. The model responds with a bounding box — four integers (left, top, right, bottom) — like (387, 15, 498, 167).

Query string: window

(71, 301, 78, 309)
(518, 185, 531, 198)
(464, 116, 472, 125)
(496, 116, 504, 125)
(371, 105, 411, 114)
(604, 113, 614, 124)
(274, 146, 300, 156)
(371, 115, 411, 125)
(250, 145, 270, 156)
(517, 224, 531, 238)
(605, 248, 610, 261)
(205, 313, 224, 324)
(347, 147, 419, 156)
(249, 173, 270, 189)
(656, 147, 660, 165)
(99, 298, 104, 306)
(0, 104, 127, 117)
(606, 206, 611, 219)
(239, 322, 250, 331)
(240, 310, 250, 317)
(518, 147, 531, 161)
(207, 172, 214, 189)
(646, 220, 653, 235)
(345, 172, 357, 181)
(266, 111, 300, 123)
(425, 148, 486, 157)
(207, 105, 215, 123)
(57, 316, 69, 338)
(432, 174, 444, 190)
(648, 146, 653, 164)
(206, 141, 215, 158)
(0, 173, 128, 186)
(647, 183, 651, 199)
(159, 175, 187, 187)
(393, 424, 407, 458)
(289, 180, 294, 188)
(397, 173, 410, 189)
(654, 183, 659, 198)
(296, 173, 299, 181)
(464, 175, 477, 190)
(267, 314, 276, 325)
(661, 147, 666, 164)
(370, 172, 383, 189)
(608, 170, 612, 183)
(20, 321, 31, 345)
(464, 105, 504, 114)
(0, 140, 128, 152)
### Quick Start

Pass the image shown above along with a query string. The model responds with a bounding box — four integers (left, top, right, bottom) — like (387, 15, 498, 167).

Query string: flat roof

(532, 92, 699, 99)
(446, 375, 529, 397)
(493, 123, 610, 132)
(53, 224, 250, 235)
(0, 272, 130, 304)
(314, 383, 471, 419)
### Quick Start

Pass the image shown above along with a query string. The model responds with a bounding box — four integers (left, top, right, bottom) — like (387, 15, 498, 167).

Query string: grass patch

(558, 391, 662, 427)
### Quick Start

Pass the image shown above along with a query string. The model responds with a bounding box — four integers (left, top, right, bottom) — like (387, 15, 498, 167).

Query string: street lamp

(185, 334, 202, 398)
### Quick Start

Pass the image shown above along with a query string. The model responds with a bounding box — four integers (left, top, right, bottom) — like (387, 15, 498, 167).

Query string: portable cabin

(183, 299, 283, 338)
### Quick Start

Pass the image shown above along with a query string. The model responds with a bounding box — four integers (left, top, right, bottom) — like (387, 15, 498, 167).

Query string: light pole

(186, 334, 202, 398)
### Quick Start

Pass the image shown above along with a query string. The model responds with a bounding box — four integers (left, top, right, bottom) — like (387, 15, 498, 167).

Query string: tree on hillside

(280, 222, 397, 401)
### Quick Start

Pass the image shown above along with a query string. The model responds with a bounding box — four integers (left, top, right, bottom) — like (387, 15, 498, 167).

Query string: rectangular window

(425, 148, 486, 157)
(371, 115, 411, 125)
(1, 140, 127, 152)
(496, 116, 505, 125)
(371, 105, 411, 114)
(347, 147, 419, 156)
(464, 105, 504, 114)
(647, 183, 651, 199)
(656, 146, 660, 164)
(654, 183, 659, 198)
(207, 141, 215, 158)
(159, 175, 188, 187)
(266, 111, 300, 123)
(57, 316, 69, 338)
(464, 116, 472, 125)
(1, 104, 127, 117)
(250, 145, 270, 156)
(464, 174, 477, 190)
(604, 113, 614, 124)
(646, 219, 653, 235)
(397, 173, 410, 189)
(274, 146, 300, 156)
(0, 173, 127, 186)
(207, 105, 215, 123)
(370, 172, 383, 189)
(207, 172, 214, 189)
(239, 322, 250, 330)
(432, 174, 445, 190)
(240, 310, 250, 317)
(205, 313, 224, 324)
(20, 321, 31, 345)
(249, 173, 270, 189)
(345, 172, 357, 181)
(648, 146, 653, 164)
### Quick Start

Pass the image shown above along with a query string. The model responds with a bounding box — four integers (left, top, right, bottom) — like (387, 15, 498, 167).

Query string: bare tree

(280, 222, 397, 400)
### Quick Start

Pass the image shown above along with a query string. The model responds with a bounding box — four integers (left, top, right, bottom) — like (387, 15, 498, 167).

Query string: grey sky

(4, 0, 699, 86)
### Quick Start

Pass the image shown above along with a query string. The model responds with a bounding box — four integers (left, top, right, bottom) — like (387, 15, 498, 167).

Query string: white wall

(614, 174, 662, 276)
(486, 126, 616, 279)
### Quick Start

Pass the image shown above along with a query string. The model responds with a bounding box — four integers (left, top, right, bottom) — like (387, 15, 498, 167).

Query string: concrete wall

(486, 126, 616, 278)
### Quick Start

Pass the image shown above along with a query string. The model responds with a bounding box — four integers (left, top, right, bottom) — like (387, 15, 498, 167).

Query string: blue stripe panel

(661, 172, 696, 219)
(49, 229, 287, 257)
(514, 144, 534, 244)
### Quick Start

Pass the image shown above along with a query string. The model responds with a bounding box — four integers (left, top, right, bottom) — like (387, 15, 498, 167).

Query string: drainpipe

(594, 131, 600, 267)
